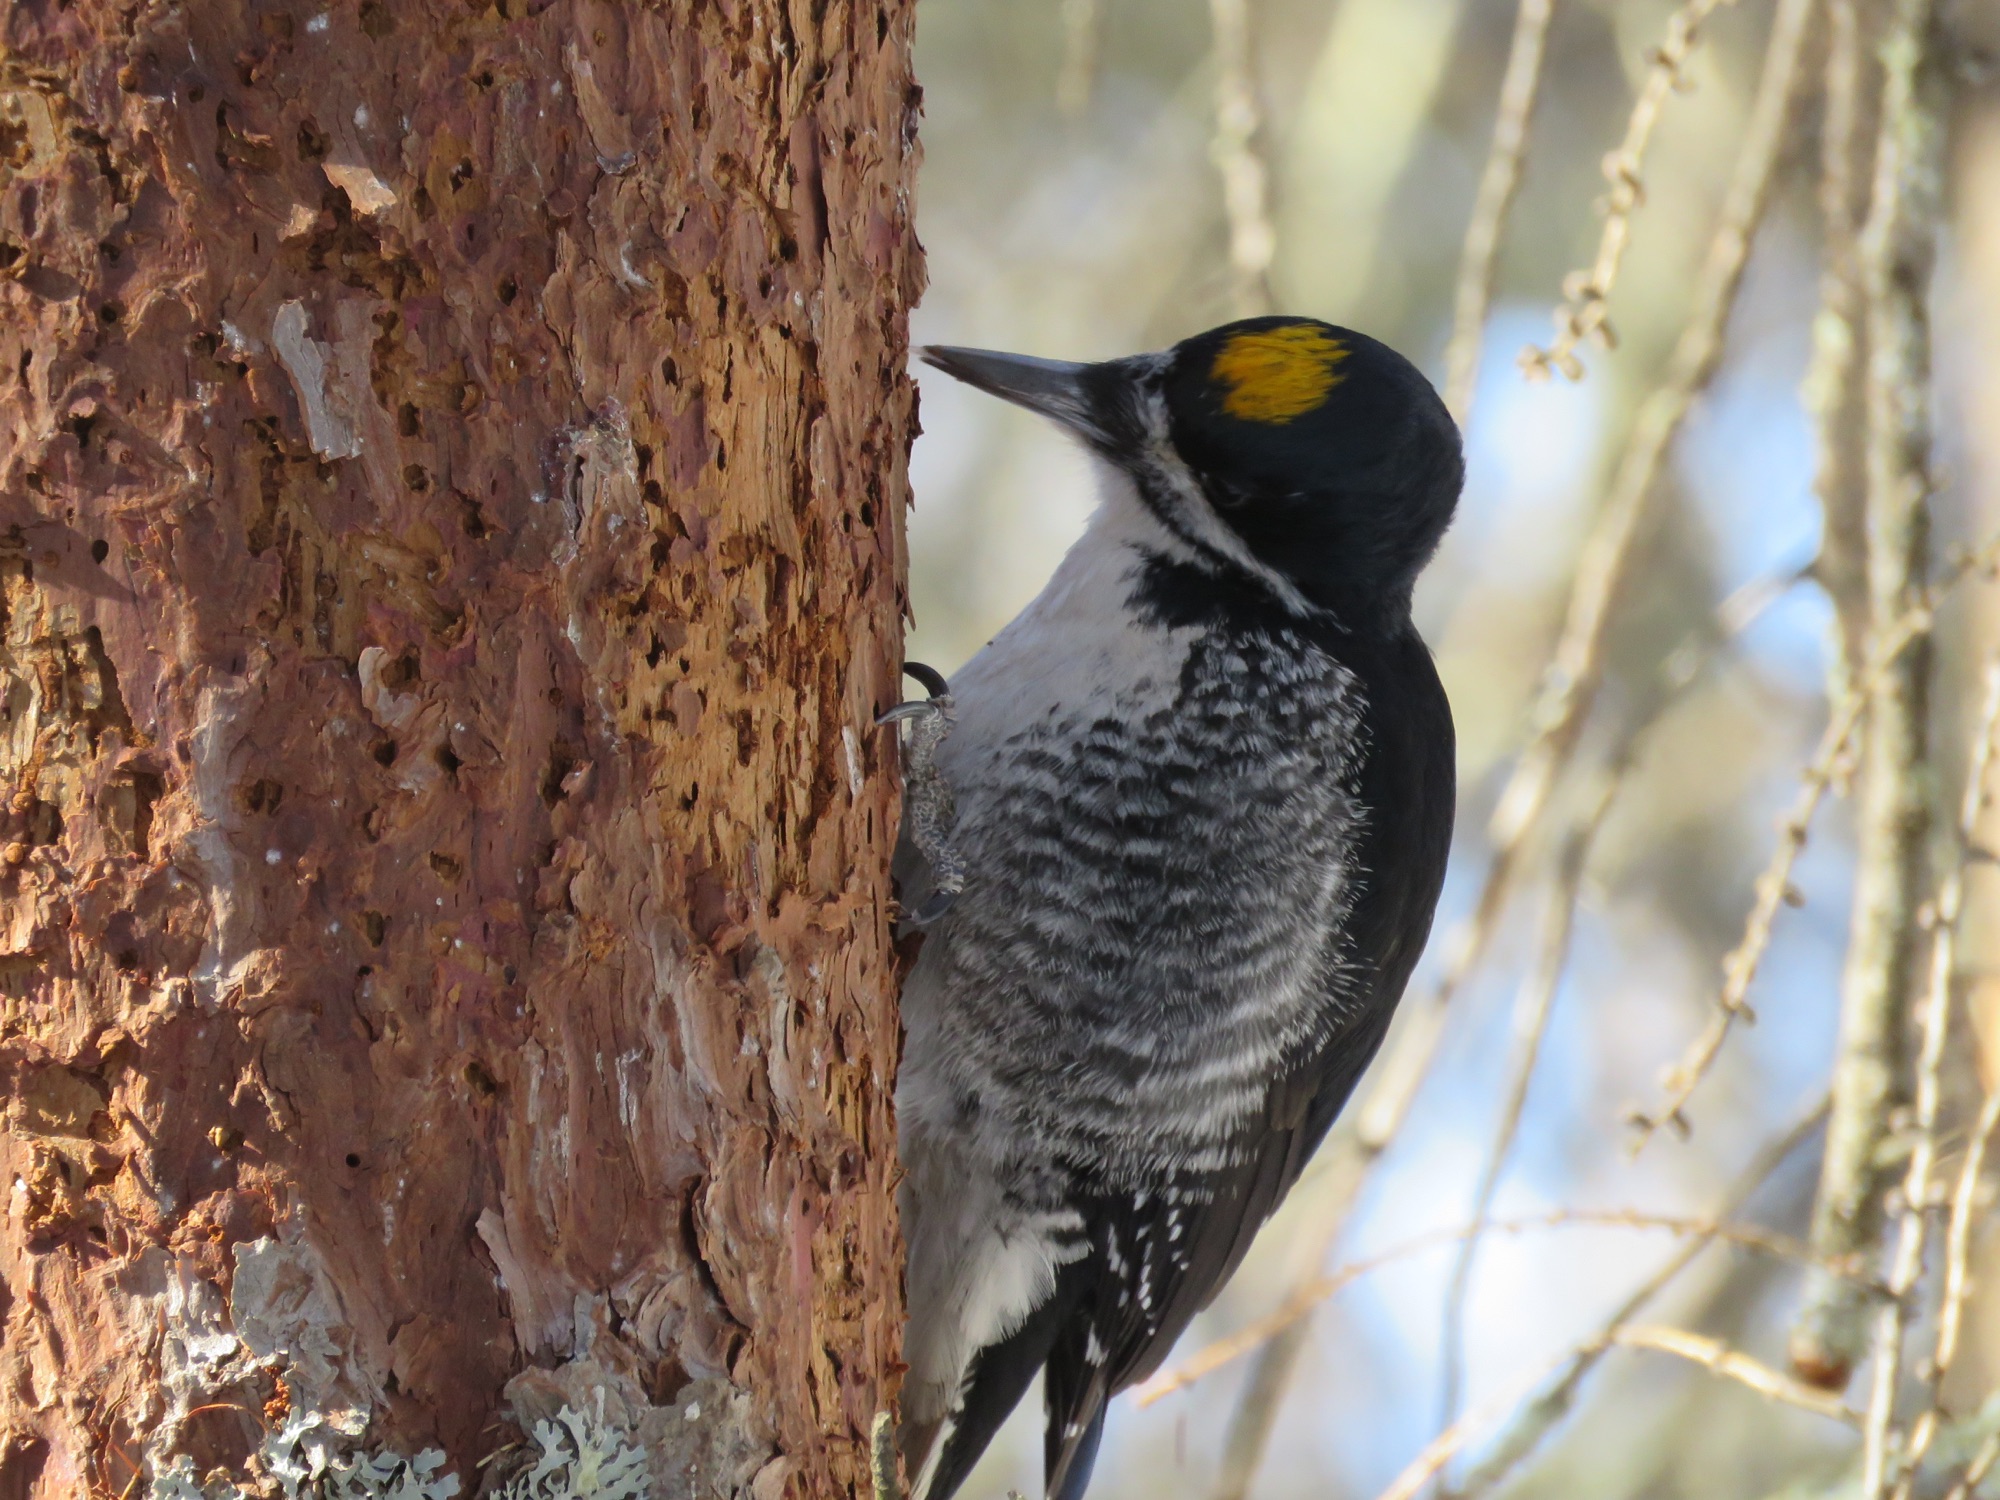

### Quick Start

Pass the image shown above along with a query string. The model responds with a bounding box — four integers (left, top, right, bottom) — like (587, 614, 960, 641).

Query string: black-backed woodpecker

(892, 316, 1461, 1500)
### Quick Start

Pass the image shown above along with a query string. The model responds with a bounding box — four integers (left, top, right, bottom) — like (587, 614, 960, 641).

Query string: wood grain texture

(0, 0, 920, 1493)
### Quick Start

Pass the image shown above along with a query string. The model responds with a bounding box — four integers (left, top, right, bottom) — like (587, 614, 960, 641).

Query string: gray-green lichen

(144, 1234, 771, 1500)
(497, 1352, 773, 1500)
(491, 1394, 651, 1499)
(146, 1232, 459, 1499)
(146, 1412, 460, 1499)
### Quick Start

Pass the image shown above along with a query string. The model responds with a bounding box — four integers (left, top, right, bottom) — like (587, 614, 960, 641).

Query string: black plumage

(895, 316, 1460, 1500)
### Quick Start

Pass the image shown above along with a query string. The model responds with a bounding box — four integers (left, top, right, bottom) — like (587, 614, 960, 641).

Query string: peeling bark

(0, 2, 920, 1496)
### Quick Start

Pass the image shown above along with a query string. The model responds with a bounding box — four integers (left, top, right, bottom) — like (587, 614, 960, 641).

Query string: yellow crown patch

(1209, 326, 1349, 424)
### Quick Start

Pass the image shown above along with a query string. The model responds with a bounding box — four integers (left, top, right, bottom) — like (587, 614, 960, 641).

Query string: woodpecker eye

(1206, 475, 1256, 510)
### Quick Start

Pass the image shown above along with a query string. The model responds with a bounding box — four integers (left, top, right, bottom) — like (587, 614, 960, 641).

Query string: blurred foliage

(904, 1, 2000, 1497)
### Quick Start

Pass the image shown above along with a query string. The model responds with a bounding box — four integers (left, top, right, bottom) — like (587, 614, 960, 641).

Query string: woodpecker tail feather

(1045, 1397, 1108, 1500)
(1042, 1318, 1112, 1500)
(906, 1283, 1075, 1500)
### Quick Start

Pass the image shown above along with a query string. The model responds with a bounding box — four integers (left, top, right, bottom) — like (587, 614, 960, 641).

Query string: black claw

(909, 889, 959, 926)
(903, 661, 950, 699)
(882, 661, 966, 927)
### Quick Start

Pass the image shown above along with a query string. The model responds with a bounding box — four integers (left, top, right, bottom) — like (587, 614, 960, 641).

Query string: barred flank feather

(897, 462, 1453, 1499)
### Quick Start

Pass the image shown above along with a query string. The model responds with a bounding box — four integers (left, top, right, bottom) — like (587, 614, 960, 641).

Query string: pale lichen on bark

(0, 1, 922, 1496)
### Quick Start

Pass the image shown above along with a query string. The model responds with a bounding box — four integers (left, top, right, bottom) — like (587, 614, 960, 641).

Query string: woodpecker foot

(881, 662, 966, 924)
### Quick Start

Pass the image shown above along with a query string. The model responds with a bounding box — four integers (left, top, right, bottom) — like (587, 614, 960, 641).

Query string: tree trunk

(0, 3, 920, 1497)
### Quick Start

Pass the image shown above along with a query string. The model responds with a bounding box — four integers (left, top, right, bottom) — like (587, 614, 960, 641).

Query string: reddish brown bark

(0, 2, 919, 1495)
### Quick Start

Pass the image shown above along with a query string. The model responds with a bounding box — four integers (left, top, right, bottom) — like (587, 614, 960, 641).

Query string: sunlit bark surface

(0, 2, 919, 1494)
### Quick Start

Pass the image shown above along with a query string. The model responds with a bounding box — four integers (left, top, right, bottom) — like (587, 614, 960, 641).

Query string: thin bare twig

(1627, 688, 1867, 1139)
(1207, 1315, 1296, 1500)
(1200, 1176, 1344, 1500)
(1942, 1430, 2000, 1500)
(1443, 0, 1557, 425)
(1869, 660, 2000, 1497)
(1203, 7, 1816, 1484)
(1370, 1312, 1859, 1500)
(1208, 0, 1276, 317)
(1057, 0, 1103, 117)
(1803, 0, 1878, 681)
(1521, 0, 1741, 380)
(1750, 1399, 2000, 1500)
(1627, 533, 2000, 1147)
(1797, 0, 1952, 1406)
(1661, 561, 1814, 690)
(1454, 0, 1823, 1143)
(1455, 1097, 1829, 1500)
(1439, 775, 1614, 1448)
(1141, 1198, 1873, 1407)
(1607, 1326, 1862, 1426)
(1895, 1084, 2000, 1496)
(1371, 1352, 1583, 1500)
(1491, 0, 1819, 865)
(1934, 1090, 2000, 1404)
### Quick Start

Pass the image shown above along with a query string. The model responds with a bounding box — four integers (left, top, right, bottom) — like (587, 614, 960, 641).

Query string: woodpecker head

(922, 316, 1462, 624)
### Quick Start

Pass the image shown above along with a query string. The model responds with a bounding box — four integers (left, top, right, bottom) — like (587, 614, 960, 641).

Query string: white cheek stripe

(1117, 379, 1317, 618)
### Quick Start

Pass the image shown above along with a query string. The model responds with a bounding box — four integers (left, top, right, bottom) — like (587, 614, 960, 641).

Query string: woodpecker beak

(920, 346, 1100, 440)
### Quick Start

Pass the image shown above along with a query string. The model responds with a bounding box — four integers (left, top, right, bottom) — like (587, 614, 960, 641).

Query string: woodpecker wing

(1041, 621, 1455, 1499)
(1037, 1011, 1390, 1500)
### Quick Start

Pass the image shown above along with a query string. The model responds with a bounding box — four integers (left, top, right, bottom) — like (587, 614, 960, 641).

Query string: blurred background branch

(1208, 0, 1278, 316)
(1873, 658, 2000, 1499)
(1442, 0, 1556, 426)
(1454, 1097, 1834, 1500)
(1058, 0, 1104, 116)
(1438, 764, 1617, 1459)
(1520, 0, 1744, 382)
(1801, 0, 1879, 686)
(1791, 0, 1952, 1404)
(1624, 533, 2000, 1146)
(906, 0, 2000, 1493)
